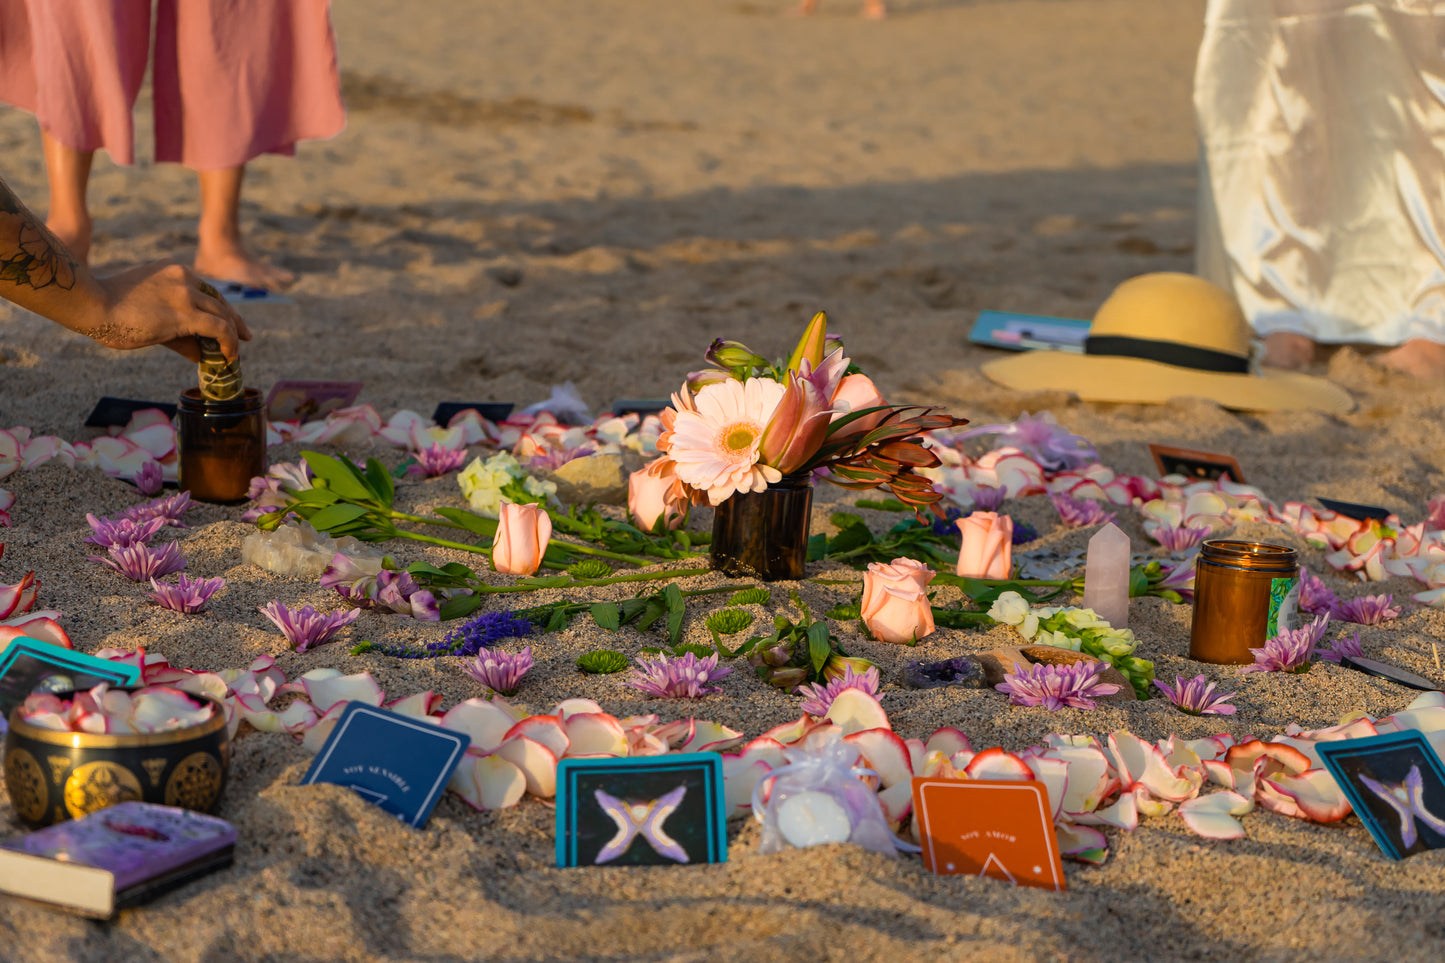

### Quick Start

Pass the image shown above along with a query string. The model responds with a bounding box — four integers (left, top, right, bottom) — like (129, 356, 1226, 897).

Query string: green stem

(386, 510, 471, 531)
(461, 566, 714, 595)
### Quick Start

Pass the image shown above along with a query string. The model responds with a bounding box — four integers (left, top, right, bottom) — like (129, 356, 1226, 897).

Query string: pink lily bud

(759, 370, 835, 475)
(861, 557, 937, 644)
(957, 512, 1013, 580)
(492, 502, 552, 576)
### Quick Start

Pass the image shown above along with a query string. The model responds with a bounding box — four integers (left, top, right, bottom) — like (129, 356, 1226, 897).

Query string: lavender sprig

(361, 609, 534, 659)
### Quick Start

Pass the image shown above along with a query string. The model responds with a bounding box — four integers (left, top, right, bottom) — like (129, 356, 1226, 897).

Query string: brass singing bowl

(3, 692, 230, 829)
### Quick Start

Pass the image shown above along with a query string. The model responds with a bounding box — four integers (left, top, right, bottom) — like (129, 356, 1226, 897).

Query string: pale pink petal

(822, 688, 891, 734)
(450, 750, 527, 810)
(1178, 791, 1252, 839)
(495, 735, 559, 797)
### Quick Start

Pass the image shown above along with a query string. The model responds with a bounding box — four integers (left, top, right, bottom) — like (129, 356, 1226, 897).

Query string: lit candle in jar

(777, 790, 852, 848)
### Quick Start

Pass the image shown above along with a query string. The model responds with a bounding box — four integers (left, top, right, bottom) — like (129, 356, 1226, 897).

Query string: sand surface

(4, 1, 1445, 960)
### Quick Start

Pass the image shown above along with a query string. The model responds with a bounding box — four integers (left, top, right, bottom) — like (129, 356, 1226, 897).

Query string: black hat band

(1084, 335, 1250, 374)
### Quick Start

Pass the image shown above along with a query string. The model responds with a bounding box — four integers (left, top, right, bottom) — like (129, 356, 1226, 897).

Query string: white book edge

(0, 848, 115, 917)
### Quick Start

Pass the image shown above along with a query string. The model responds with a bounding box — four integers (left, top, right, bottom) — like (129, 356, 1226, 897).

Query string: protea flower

(259, 601, 361, 652)
(1050, 492, 1116, 528)
(1240, 614, 1331, 673)
(995, 661, 1120, 710)
(84, 514, 167, 549)
(463, 646, 534, 695)
(795, 664, 881, 717)
(1331, 594, 1401, 625)
(149, 574, 225, 614)
(92, 542, 186, 581)
(626, 651, 732, 699)
(1153, 675, 1238, 716)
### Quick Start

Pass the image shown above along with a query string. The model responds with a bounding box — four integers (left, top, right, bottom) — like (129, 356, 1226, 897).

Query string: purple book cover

(2, 802, 235, 890)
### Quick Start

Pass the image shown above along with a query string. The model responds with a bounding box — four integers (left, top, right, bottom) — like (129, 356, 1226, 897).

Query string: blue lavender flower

(930, 506, 965, 537)
(368, 609, 534, 659)
(1011, 521, 1039, 545)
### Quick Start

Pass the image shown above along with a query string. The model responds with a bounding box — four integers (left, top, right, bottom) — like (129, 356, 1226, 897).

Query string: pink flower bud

(628, 464, 685, 532)
(492, 502, 552, 576)
(860, 557, 936, 644)
(956, 511, 1013, 580)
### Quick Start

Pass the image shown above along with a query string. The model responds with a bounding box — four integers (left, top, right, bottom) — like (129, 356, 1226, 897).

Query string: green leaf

(294, 487, 341, 507)
(671, 643, 714, 658)
(439, 593, 484, 621)
(302, 451, 377, 503)
(365, 458, 396, 507)
(306, 503, 372, 532)
(1128, 565, 1150, 599)
(855, 498, 908, 512)
(590, 603, 622, 631)
(435, 507, 498, 537)
(806, 622, 832, 676)
(825, 523, 874, 556)
(664, 583, 686, 644)
(637, 599, 668, 632)
(807, 533, 828, 562)
(545, 608, 569, 632)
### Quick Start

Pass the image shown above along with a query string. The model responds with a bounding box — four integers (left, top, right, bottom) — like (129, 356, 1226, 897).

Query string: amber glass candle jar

(177, 388, 266, 503)
(1189, 539, 1299, 664)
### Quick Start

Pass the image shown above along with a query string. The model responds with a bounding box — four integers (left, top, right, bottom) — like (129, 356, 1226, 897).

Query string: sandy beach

(4, 1, 1445, 960)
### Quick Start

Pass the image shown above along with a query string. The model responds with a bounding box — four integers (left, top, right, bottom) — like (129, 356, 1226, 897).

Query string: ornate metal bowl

(4, 692, 230, 829)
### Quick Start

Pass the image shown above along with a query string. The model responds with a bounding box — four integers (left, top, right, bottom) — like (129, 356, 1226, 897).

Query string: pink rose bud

(628, 466, 685, 532)
(860, 557, 937, 644)
(956, 511, 1013, 580)
(492, 502, 552, 576)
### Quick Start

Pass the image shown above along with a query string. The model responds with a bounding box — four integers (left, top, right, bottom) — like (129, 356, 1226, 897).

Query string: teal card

(0, 637, 141, 728)
(1317, 731, 1445, 860)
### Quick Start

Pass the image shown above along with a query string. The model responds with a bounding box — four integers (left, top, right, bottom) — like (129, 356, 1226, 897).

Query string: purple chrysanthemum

(84, 513, 167, 549)
(1153, 525, 1210, 552)
(995, 661, 1120, 710)
(133, 459, 164, 496)
(91, 542, 186, 581)
(1298, 567, 1338, 617)
(1240, 613, 1332, 674)
(258, 600, 361, 652)
(971, 485, 1007, 512)
(1153, 674, 1238, 716)
(407, 443, 469, 478)
(463, 646, 535, 695)
(1316, 631, 1365, 665)
(149, 574, 225, 614)
(1049, 492, 1116, 528)
(795, 665, 881, 717)
(118, 492, 192, 528)
(1331, 593, 1402, 625)
(627, 651, 733, 699)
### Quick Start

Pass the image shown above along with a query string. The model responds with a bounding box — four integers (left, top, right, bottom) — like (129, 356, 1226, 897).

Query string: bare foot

(1261, 331, 1315, 370)
(1378, 338, 1445, 379)
(194, 238, 296, 290)
(862, 1, 886, 17)
(45, 214, 91, 266)
(792, 0, 818, 14)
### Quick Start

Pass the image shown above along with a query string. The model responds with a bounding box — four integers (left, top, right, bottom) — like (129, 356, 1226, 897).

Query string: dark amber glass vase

(177, 388, 267, 503)
(710, 474, 813, 581)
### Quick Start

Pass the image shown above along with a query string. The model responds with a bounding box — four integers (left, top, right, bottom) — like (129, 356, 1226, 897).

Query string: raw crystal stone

(1082, 522, 1131, 629)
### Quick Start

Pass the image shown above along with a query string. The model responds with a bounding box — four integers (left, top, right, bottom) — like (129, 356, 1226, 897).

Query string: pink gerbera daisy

(664, 377, 786, 504)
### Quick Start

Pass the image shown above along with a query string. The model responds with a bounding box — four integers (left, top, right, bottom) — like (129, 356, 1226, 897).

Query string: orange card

(911, 778, 1066, 891)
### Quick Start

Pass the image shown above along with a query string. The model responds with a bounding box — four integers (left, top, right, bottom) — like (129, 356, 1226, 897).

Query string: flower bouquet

(649, 311, 968, 578)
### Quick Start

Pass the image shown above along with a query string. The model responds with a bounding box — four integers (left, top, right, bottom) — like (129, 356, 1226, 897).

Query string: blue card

(1317, 731, 1445, 860)
(968, 310, 1090, 354)
(301, 703, 469, 828)
(555, 753, 727, 868)
(0, 637, 142, 729)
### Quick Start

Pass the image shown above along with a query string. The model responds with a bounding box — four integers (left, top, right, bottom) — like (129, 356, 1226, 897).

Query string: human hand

(89, 261, 252, 361)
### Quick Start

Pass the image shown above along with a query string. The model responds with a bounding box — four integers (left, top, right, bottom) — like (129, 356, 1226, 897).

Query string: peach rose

(628, 464, 687, 532)
(860, 557, 937, 644)
(492, 502, 552, 576)
(956, 511, 1012, 580)
(828, 373, 888, 439)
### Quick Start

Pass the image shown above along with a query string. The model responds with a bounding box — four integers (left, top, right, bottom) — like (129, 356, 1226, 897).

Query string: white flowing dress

(1194, 0, 1445, 346)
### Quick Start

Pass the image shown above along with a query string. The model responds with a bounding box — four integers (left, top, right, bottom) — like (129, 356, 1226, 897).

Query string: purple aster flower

(1153, 525, 1210, 552)
(407, 443, 469, 478)
(1153, 674, 1238, 716)
(1331, 593, 1402, 625)
(971, 485, 1007, 512)
(258, 600, 361, 653)
(1050, 492, 1117, 528)
(133, 459, 164, 496)
(626, 651, 733, 699)
(463, 646, 535, 695)
(1316, 631, 1364, 665)
(1239, 613, 1332, 674)
(996, 661, 1120, 710)
(1298, 567, 1339, 617)
(149, 574, 225, 614)
(84, 513, 167, 549)
(118, 492, 192, 528)
(91, 542, 186, 581)
(950, 412, 1097, 472)
(525, 444, 596, 472)
(795, 665, 881, 717)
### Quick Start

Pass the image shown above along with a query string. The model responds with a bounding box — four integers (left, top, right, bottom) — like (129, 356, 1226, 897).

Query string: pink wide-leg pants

(0, 0, 345, 170)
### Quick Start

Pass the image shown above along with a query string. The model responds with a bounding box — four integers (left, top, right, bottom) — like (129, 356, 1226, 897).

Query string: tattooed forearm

(0, 176, 77, 292)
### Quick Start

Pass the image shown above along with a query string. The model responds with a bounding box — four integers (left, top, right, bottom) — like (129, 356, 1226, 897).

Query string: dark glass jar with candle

(177, 388, 266, 503)
(710, 473, 813, 581)
(1189, 539, 1299, 664)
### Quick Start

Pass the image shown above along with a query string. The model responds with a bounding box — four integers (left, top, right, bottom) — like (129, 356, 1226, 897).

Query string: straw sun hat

(981, 272, 1355, 414)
